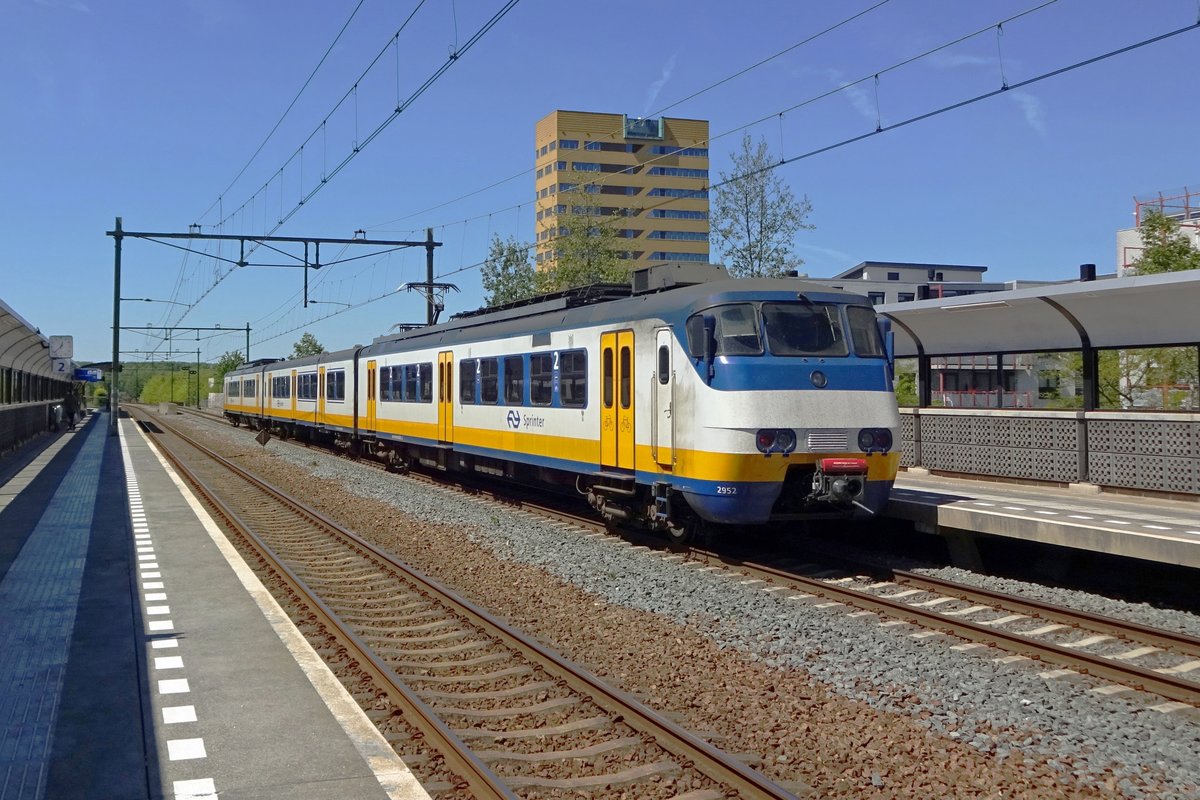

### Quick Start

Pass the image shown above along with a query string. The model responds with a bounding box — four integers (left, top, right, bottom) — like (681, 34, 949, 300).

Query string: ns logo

(506, 410, 521, 429)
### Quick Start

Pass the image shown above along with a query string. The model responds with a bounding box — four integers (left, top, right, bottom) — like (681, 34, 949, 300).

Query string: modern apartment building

(534, 110, 710, 271)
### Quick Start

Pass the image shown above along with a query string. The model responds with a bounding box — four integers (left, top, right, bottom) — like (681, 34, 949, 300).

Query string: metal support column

(425, 228, 435, 326)
(109, 217, 122, 435)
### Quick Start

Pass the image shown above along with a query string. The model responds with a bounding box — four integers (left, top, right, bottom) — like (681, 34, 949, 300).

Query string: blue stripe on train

(687, 357, 893, 392)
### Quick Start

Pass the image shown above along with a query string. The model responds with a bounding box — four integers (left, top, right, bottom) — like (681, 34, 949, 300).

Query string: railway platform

(891, 470, 1200, 569)
(0, 411, 429, 800)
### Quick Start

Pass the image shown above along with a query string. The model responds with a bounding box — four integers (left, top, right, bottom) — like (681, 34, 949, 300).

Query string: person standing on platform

(63, 386, 79, 431)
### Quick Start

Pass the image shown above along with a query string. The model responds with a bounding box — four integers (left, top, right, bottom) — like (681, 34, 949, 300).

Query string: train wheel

(664, 518, 697, 546)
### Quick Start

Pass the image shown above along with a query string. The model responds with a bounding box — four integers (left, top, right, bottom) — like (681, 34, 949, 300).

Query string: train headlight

(756, 429, 797, 454)
(810, 370, 827, 388)
(857, 428, 893, 453)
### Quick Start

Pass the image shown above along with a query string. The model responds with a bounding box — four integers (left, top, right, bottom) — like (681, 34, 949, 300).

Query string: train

(223, 263, 901, 542)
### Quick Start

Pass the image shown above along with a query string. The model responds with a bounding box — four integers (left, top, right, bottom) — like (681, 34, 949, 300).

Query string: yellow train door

(600, 330, 635, 471)
(290, 369, 297, 415)
(317, 366, 326, 424)
(366, 360, 377, 430)
(438, 351, 454, 444)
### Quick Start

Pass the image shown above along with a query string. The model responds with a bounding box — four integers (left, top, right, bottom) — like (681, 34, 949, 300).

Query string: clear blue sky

(3, 0, 1197, 364)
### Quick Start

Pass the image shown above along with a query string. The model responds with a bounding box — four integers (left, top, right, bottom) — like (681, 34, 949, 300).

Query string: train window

(297, 373, 318, 400)
(846, 306, 886, 357)
(418, 363, 432, 403)
(327, 369, 345, 401)
(763, 303, 849, 357)
(530, 353, 553, 406)
(227, 379, 240, 399)
(401, 365, 417, 401)
(619, 347, 631, 409)
(688, 305, 763, 357)
(459, 359, 477, 404)
(559, 349, 587, 408)
(379, 366, 395, 402)
(714, 304, 762, 356)
(272, 376, 290, 399)
(503, 356, 524, 404)
(657, 345, 670, 384)
(602, 348, 613, 408)
(243, 379, 255, 399)
(480, 358, 499, 404)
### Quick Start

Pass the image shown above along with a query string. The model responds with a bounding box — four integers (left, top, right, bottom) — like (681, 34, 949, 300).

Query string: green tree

(1130, 209, 1200, 274)
(481, 234, 537, 306)
(292, 332, 325, 358)
(712, 133, 814, 278)
(540, 172, 630, 293)
(214, 349, 245, 384)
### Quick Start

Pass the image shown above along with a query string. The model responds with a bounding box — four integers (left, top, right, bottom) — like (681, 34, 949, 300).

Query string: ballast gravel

(185, 415, 1199, 799)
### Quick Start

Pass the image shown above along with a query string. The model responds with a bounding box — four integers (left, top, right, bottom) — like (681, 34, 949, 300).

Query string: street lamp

(307, 300, 351, 308)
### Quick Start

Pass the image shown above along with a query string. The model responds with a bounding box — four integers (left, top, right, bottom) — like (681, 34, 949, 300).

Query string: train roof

(361, 276, 870, 356)
(223, 272, 873, 374)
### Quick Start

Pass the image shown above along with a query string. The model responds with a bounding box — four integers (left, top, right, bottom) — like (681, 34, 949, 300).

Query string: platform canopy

(0, 298, 54, 377)
(878, 270, 1200, 357)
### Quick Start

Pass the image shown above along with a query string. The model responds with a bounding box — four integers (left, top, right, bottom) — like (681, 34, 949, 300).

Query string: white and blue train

(224, 265, 900, 541)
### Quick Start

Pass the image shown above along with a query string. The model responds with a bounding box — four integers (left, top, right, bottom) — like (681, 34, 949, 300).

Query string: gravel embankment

(181, 415, 1200, 799)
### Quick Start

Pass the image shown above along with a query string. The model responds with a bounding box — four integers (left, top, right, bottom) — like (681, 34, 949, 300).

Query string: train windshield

(762, 302, 848, 357)
(686, 304, 763, 356)
(687, 301, 878, 358)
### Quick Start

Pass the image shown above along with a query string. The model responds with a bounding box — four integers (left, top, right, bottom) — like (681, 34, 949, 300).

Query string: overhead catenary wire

(431, 17, 1200, 284)
(159, 3, 1195, 351)
(165, 0, 893, 334)
(366, 0, 896, 232)
(237, 9, 1200, 351)
(251, 8, 1200, 345)
(195, 0, 370, 226)
(166, 1, 518, 328)
(375, 0, 1063, 247)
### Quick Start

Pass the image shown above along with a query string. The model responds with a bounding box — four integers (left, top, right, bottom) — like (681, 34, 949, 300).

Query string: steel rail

(141, 409, 798, 799)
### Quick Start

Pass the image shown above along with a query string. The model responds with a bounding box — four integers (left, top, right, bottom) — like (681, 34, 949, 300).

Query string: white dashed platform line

(156, 677, 190, 695)
(120, 428, 219, 800)
(167, 738, 207, 761)
(163, 706, 198, 724)
(174, 777, 217, 800)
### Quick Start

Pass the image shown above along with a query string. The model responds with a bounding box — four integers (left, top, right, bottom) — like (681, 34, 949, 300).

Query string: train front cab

(657, 291, 900, 529)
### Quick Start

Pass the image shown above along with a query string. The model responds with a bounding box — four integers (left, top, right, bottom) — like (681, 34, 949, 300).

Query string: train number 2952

(716, 485, 738, 495)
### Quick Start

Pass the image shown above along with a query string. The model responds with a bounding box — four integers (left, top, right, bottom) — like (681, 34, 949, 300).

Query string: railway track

(172, 406, 1200, 707)
(133, 407, 799, 799)
(669, 548, 1200, 709)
